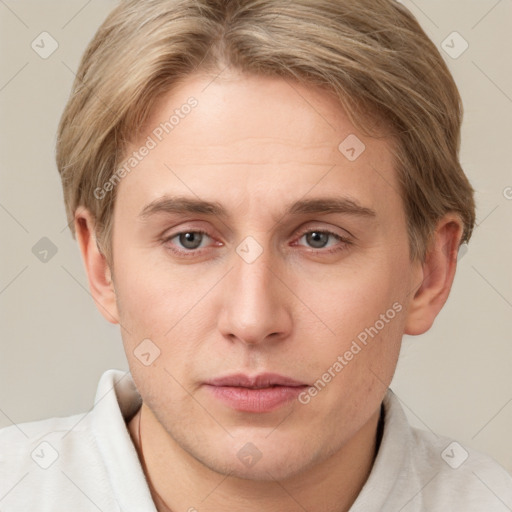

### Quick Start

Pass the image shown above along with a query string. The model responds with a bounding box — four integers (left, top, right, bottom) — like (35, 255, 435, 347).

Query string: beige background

(1, 0, 511, 473)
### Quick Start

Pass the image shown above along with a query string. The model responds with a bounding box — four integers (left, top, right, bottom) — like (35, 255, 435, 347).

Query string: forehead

(118, 71, 402, 222)
(140, 71, 390, 160)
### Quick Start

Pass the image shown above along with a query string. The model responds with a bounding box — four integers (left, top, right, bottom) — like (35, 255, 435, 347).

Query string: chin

(212, 451, 314, 482)
(190, 434, 323, 482)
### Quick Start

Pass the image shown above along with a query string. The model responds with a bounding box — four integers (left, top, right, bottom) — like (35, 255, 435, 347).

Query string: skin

(75, 70, 463, 512)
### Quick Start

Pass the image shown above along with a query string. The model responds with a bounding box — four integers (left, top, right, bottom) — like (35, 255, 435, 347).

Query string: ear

(74, 206, 119, 325)
(404, 214, 464, 336)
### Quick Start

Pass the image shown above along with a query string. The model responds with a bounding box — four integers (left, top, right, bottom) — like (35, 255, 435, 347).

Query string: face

(109, 71, 421, 480)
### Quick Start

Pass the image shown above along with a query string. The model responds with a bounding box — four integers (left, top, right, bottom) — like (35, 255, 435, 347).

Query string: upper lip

(205, 373, 307, 388)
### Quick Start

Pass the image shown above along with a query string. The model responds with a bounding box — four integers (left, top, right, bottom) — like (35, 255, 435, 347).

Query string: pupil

(307, 232, 328, 248)
(180, 232, 202, 249)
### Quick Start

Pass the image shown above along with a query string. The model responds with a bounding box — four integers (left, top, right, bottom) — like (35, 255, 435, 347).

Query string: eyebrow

(139, 196, 377, 220)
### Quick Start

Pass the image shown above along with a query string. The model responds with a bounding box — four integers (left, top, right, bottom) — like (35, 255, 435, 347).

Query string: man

(1, 0, 511, 510)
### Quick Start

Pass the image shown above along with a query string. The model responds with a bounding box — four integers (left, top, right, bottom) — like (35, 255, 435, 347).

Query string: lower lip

(204, 385, 307, 413)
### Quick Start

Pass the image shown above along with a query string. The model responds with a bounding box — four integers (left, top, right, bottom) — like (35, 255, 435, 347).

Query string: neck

(128, 404, 382, 512)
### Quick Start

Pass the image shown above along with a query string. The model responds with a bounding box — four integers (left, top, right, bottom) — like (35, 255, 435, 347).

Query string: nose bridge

(218, 240, 291, 345)
(232, 242, 279, 318)
(234, 246, 274, 303)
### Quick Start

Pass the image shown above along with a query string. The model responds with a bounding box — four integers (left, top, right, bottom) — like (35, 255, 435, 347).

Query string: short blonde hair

(56, 0, 475, 263)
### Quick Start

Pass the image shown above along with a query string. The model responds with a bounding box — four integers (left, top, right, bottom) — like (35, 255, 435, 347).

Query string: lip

(203, 373, 309, 413)
(205, 373, 307, 388)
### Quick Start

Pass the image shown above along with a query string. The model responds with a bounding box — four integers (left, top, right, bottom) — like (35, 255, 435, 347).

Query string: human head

(56, 0, 475, 266)
(56, 0, 475, 484)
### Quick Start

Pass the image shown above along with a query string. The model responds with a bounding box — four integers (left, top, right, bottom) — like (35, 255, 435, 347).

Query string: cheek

(297, 256, 405, 336)
(291, 252, 408, 392)
(297, 293, 405, 440)
(113, 246, 204, 331)
(112, 248, 220, 384)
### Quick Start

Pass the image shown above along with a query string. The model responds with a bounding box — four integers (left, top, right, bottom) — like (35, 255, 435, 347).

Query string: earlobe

(74, 206, 119, 325)
(404, 215, 464, 336)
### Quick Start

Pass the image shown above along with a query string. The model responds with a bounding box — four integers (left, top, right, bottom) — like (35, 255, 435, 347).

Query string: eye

(295, 229, 351, 254)
(164, 230, 213, 253)
(302, 231, 333, 249)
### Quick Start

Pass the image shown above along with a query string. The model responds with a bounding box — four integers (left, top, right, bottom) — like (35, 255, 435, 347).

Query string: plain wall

(1, 0, 511, 472)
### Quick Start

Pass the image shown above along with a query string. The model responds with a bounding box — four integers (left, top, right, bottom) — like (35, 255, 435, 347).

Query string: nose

(217, 244, 293, 346)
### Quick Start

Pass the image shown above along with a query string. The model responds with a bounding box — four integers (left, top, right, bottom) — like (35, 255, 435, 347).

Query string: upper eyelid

(296, 227, 346, 238)
(294, 225, 353, 246)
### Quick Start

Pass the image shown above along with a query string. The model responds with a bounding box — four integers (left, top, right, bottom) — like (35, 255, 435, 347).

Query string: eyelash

(162, 228, 352, 258)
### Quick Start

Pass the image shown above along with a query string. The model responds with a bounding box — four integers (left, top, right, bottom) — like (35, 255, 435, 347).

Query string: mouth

(203, 373, 309, 413)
